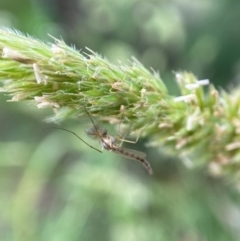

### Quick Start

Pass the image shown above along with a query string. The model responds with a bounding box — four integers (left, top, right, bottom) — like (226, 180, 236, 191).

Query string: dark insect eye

(102, 129, 107, 136)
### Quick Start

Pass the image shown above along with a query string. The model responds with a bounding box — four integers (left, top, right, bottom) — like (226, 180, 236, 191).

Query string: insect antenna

(42, 127, 102, 153)
(85, 109, 99, 131)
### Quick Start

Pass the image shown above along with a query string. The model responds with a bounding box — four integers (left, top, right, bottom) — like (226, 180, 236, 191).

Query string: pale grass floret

(185, 79, 209, 90)
(33, 63, 47, 84)
(208, 162, 223, 176)
(34, 96, 60, 109)
(51, 44, 65, 54)
(174, 94, 195, 103)
(225, 142, 240, 151)
(2, 47, 25, 60)
(175, 73, 184, 84)
(10, 93, 30, 101)
(186, 108, 202, 131)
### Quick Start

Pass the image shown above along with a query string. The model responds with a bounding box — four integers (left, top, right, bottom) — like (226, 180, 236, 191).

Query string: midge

(85, 111, 153, 175)
(45, 110, 153, 175)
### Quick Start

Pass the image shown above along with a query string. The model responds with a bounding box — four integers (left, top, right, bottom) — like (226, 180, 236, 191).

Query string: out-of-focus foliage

(1, 0, 240, 241)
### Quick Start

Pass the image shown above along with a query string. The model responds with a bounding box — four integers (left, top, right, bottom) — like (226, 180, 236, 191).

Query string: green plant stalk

(0, 28, 240, 178)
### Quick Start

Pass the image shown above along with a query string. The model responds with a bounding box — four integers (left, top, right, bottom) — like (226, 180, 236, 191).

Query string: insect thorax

(101, 135, 117, 151)
(85, 126, 107, 139)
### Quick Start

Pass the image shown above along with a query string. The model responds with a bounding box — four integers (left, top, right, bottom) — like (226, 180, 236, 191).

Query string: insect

(44, 110, 153, 174)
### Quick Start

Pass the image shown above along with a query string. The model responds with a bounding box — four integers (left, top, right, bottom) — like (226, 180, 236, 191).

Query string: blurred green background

(1, 0, 240, 240)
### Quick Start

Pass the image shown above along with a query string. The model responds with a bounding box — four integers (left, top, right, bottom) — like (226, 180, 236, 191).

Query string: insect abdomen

(114, 147, 153, 175)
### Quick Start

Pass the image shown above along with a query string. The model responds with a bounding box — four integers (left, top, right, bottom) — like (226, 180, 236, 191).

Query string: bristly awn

(43, 110, 153, 174)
